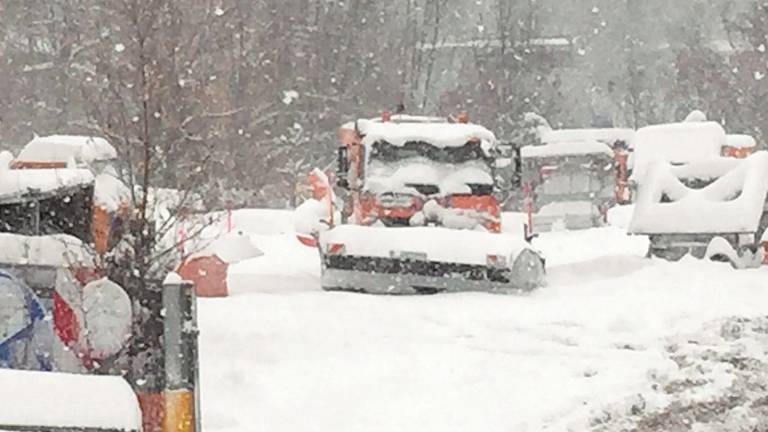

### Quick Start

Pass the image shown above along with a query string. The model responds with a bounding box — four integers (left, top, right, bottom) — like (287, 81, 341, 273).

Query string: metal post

(163, 279, 199, 432)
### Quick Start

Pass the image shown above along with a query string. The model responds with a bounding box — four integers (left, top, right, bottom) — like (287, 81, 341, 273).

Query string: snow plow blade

(319, 226, 545, 294)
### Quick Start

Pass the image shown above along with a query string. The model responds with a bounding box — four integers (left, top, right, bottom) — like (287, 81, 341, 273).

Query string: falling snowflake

(282, 90, 299, 105)
(114, 43, 125, 53)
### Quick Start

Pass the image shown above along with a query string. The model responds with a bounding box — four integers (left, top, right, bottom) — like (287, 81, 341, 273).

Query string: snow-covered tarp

(356, 119, 497, 149)
(16, 135, 117, 164)
(320, 225, 534, 266)
(541, 128, 635, 146)
(725, 134, 757, 149)
(0, 368, 141, 431)
(631, 121, 727, 183)
(0, 234, 94, 267)
(366, 158, 493, 195)
(521, 140, 613, 159)
(0, 168, 93, 200)
(629, 151, 768, 234)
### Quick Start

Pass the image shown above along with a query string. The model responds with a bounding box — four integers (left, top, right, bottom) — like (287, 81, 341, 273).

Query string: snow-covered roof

(0, 234, 94, 267)
(631, 121, 727, 184)
(629, 151, 768, 234)
(320, 225, 534, 266)
(521, 140, 613, 159)
(0, 168, 94, 200)
(357, 119, 497, 149)
(726, 134, 757, 149)
(16, 135, 117, 164)
(542, 128, 635, 145)
(0, 369, 141, 431)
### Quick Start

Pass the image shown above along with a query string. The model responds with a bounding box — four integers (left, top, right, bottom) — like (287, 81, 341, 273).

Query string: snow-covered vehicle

(520, 139, 617, 232)
(629, 120, 768, 267)
(0, 368, 142, 432)
(297, 113, 545, 294)
(8, 135, 131, 254)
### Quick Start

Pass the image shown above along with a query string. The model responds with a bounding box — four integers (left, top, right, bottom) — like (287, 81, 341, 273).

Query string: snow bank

(0, 151, 13, 169)
(0, 368, 140, 430)
(631, 121, 726, 183)
(357, 119, 496, 149)
(0, 234, 94, 267)
(538, 200, 595, 216)
(629, 151, 768, 234)
(366, 158, 492, 195)
(320, 225, 534, 266)
(541, 128, 634, 146)
(0, 168, 93, 199)
(194, 233, 263, 264)
(16, 135, 116, 164)
(726, 134, 757, 149)
(521, 140, 613, 159)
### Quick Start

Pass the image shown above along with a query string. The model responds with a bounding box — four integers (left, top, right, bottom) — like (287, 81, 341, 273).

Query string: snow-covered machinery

(297, 113, 545, 294)
(519, 131, 626, 232)
(8, 135, 131, 254)
(628, 120, 768, 267)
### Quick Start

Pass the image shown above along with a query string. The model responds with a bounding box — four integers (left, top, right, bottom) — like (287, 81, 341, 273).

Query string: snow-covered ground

(198, 207, 768, 431)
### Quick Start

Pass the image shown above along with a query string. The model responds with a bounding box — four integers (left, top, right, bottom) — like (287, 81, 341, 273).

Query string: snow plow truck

(296, 113, 545, 294)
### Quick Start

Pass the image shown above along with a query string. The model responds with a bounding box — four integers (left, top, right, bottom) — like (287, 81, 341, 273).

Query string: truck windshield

(369, 141, 491, 165)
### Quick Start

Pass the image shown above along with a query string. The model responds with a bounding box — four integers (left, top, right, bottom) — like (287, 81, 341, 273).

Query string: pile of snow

(541, 129, 635, 146)
(0, 168, 94, 200)
(16, 135, 116, 164)
(630, 152, 768, 234)
(0, 234, 94, 267)
(0, 368, 141, 431)
(725, 134, 757, 149)
(193, 233, 263, 264)
(356, 119, 496, 149)
(94, 171, 131, 212)
(320, 225, 535, 266)
(538, 200, 595, 216)
(294, 198, 335, 236)
(366, 158, 492, 195)
(521, 140, 613, 159)
(684, 109, 708, 122)
(631, 121, 727, 183)
(0, 151, 13, 169)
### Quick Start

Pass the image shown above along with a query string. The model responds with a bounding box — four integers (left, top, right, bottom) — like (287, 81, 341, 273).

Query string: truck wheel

(649, 246, 688, 262)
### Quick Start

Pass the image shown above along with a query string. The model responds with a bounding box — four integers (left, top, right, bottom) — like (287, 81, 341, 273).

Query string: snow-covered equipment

(177, 232, 263, 297)
(0, 368, 142, 432)
(723, 134, 758, 158)
(0, 271, 47, 370)
(520, 138, 617, 232)
(296, 113, 545, 294)
(0, 233, 132, 369)
(10, 135, 131, 254)
(629, 151, 768, 267)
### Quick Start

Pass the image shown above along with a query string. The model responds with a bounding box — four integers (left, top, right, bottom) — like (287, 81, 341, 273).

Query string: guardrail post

(163, 278, 200, 432)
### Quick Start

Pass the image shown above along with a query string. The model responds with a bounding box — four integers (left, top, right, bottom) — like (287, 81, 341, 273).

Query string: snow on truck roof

(629, 151, 768, 235)
(521, 140, 613, 159)
(0, 368, 141, 431)
(726, 134, 757, 149)
(541, 128, 635, 145)
(17, 135, 117, 164)
(631, 121, 727, 183)
(354, 119, 497, 149)
(0, 168, 94, 200)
